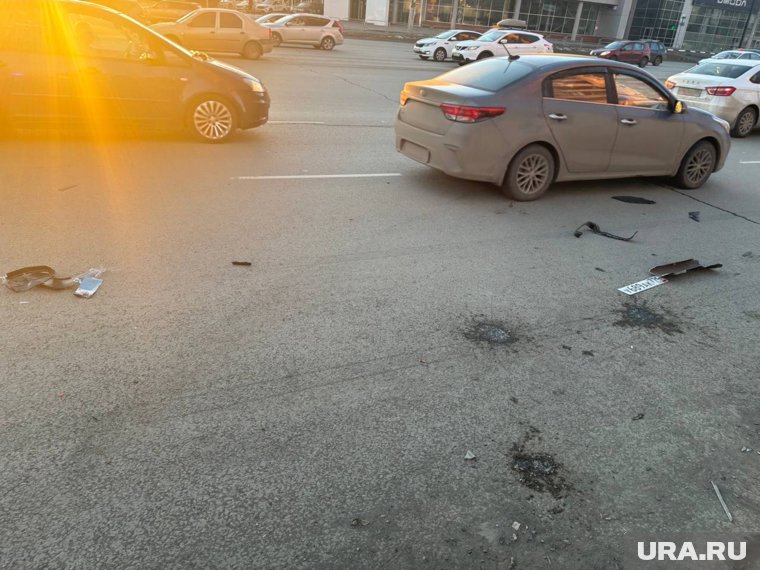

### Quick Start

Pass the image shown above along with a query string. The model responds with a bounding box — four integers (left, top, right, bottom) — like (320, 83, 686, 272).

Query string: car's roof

(696, 57, 759, 66)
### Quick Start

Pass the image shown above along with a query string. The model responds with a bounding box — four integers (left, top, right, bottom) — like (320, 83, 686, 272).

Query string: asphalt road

(1, 39, 759, 569)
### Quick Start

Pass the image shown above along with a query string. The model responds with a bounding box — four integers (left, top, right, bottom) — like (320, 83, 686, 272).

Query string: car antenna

(501, 40, 520, 61)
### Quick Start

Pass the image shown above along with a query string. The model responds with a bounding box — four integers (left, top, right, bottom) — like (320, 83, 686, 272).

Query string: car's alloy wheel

(731, 107, 757, 138)
(272, 32, 282, 47)
(675, 141, 715, 189)
(434, 47, 446, 62)
(243, 41, 262, 60)
(503, 144, 555, 201)
(191, 98, 236, 143)
(321, 36, 335, 50)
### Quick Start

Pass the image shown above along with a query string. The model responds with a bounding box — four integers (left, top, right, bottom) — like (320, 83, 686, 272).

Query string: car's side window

(67, 12, 150, 61)
(188, 12, 216, 27)
(504, 33, 520, 44)
(306, 17, 329, 26)
(634, 43, 644, 50)
(548, 72, 609, 104)
(750, 72, 760, 84)
(519, 33, 539, 43)
(622, 44, 633, 51)
(219, 13, 242, 29)
(613, 73, 669, 109)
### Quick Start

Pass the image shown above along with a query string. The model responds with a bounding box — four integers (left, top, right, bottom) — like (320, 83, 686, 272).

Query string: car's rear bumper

(235, 90, 270, 129)
(680, 97, 747, 127)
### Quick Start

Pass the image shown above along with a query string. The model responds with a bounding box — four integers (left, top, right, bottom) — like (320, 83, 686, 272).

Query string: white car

(452, 29, 552, 65)
(413, 29, 481, 62)
(666, 59, 760, 138)
(699, 49, 760, 64)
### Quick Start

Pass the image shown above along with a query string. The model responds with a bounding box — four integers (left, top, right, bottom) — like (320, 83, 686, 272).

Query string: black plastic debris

(649, 259, 722, 277)
(232, 261, 252, 266)
(632, 413, 645, 421)
(613, 196, 656, 204)
(689, 211, 700, 222)
(574, 221, 637, 241)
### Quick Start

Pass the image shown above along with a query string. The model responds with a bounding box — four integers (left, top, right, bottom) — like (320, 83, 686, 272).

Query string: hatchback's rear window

(687, 62, 754, 78)
(437, 58, 534, 91)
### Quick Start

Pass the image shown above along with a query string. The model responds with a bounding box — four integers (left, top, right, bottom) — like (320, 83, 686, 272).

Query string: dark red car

(590, 40, 651, 67)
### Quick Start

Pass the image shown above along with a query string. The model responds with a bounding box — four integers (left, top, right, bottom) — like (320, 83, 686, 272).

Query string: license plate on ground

(678, 87, 702, 97)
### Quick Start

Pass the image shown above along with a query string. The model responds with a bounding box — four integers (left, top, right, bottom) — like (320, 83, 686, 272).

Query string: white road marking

(268, 121, 326, 125)
(233, 173, 402, 180)
(739, 161, 760, 164)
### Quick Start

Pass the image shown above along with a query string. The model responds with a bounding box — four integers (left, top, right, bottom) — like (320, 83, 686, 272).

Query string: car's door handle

(548, 113, 567, 121)
(620, 118, 637, 125)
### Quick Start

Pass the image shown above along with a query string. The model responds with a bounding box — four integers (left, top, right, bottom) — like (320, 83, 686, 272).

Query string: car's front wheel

(502, 144, 555, 201)
(477, 51, 493, 60)
(320, 36, 335, 50)
(242, 41, 262, 60)
(272, 32, 282, 47)
(731, 106, 757, 138)
(188, 97, 237, 143)
(434, 47, 446, 62)
(674, 140, 716, 189)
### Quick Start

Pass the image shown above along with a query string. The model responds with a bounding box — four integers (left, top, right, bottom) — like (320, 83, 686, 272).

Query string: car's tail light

(665, 80, 676, 89)
(440, 104, 505, 122)
(334, 20, 344, 34)
(705, 86, 736, 96)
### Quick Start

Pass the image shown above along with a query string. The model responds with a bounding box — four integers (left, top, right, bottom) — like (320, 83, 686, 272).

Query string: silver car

(395, 55, 731, 201)
(264, 13, 343, 50)
(666, 59, 760, 138)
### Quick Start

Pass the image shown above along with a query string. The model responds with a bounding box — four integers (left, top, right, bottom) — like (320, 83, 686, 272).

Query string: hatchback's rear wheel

(272, 32, 282, 47)
(320, 36, 335, 50)
(731, 107, 757, 138)
(674, 140, 716, 189)
(242, 41, 262, 60)
(638, 56, 649, 67)
(653, 55, 662, 66)
(434, 47, 446, 62)
(502, 144, 555, 201)
(189, 97, 236, 143)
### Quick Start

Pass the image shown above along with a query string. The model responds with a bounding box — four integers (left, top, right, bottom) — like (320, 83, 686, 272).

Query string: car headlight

(600, 50, 610, 56)
(243, 77, 266, 93)
(466, 46, 479, 51)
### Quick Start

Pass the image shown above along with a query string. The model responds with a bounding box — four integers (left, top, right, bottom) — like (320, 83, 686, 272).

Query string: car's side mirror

(671, 100, 684, 114)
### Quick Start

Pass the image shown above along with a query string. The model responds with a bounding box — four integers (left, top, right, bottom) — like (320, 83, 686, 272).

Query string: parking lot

(2, 38, 760, 568)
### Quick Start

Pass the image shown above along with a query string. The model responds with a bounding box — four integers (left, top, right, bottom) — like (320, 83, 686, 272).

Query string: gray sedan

(395, 55, 731, 201)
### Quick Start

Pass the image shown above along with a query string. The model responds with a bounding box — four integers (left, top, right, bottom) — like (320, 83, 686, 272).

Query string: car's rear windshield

(437, 58, 534, 91)
(687, 62, 754, 78)
(713, 51, 740, 59)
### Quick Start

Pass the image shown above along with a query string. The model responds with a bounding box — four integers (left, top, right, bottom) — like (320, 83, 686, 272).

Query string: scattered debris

(507, 557, 517, 570)
(74, 277, 103, 299)
(2, 266, 56, 292)
(595, 267, 606, 272)
(741, 446, 753, 453)
(561, 345, 571, 351)
(710, 481, 733, 523)
(618, 276, 667, 296)
(574, 221, 637, 241)
(613, 196, 656, 204)
(512, 452, 568, 498)
(548, 505, 564, 514)
(464, 450, 477, 461)
(512, 533, 518, 541)
(632, 413, 645, 421)
(614, 301, 683, 335)
(232, 261, 252, 266)
(649, 258, 722, 278)
(581, 350, 594, 357)
(689, 211, 700, 222)
(350, 518, 370, 527)
(742, 251, 754, 259)
(512, 521, 521, 531)
(509, 396, 519, 404)
(464, 321, 514, 345)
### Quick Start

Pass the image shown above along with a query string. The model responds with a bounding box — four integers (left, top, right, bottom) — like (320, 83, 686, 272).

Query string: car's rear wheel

(189, 97, 237, 143)
(272, 32, 282, 47)
(242, 41, 262, 60)
(653, 55, 662, 65)
(477, 51, 493, 60)
(674, 140, 716, 189)
(434, 47, 446, 62)
(502, 144, 555, 201)
(320, 36, 335, 50)
(638, 56, 649, 67)
(730, 106, 757, 138)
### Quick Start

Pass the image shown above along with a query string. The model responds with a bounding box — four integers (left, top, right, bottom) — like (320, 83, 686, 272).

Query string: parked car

(292, 0, 323, 14)
(699, 49, 760, 64)
(452, 29, 552, 65)
(255, 12, 289, 23)
(666, 59, 760, 137)
(590, 40, 651, 67)
(151, 8, 273, 59)
(264, 14, 343, 50)
(90, 0, 147, 22)
(395, 55, 730, 200)
(0, 0, 269, 142)
(255, 0, 290, 13)
(414, 29, 482, 61)
(642, 39, 666, 65)
(145, 1, 201, 23)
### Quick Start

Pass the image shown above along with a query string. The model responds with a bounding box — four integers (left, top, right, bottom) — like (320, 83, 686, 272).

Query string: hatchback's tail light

(440, 104, 505, 123)
(334, 20, 344, 34)
(665, 80, 676, 89)
(705, 86, 736, 96)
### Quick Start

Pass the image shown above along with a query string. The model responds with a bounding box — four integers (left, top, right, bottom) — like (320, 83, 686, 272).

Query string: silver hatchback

(395, 55, 731, 200)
